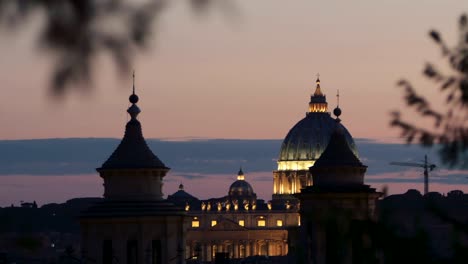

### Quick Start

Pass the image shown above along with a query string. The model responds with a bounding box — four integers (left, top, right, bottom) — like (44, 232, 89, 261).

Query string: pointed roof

(168, 187, 199, 201)
(313, 123, 364, 168)
(237, 167, 245, 180)
(313, 77, 324, 96)
(98, 74, 167, 171)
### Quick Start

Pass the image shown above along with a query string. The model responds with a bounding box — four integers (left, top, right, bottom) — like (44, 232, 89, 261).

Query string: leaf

(460, 14, 467, 28)
(397, 79, 408, 86)
(446, 93, 454, 103)
(429, 30, 441, 43)
(441, 77, 456, 90)
(420, 132, 434, 147)
(423, 64, 438, 78)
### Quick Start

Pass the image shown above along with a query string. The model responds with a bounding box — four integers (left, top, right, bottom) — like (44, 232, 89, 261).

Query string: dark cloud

(169, 172, 212, 180)
(0, 138, 467, 188)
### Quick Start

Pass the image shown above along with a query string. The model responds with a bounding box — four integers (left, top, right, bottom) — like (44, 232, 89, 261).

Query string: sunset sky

(1, 0, 466, 141)
(0, 1, 467, 206)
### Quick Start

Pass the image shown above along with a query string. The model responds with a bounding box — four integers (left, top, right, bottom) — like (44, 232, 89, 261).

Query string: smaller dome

(228, 169, 256, 198)
(229, 180, 255, 197)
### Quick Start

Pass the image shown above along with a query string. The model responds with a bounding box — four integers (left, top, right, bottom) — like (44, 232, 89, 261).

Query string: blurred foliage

(391, 13, 468, 167)
(0, 0, 231, 96)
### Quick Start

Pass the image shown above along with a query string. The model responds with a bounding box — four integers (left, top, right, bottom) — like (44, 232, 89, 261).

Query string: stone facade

(168, 171, 300, 263)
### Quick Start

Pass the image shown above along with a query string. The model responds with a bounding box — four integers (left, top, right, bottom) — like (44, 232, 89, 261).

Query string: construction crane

(390, 155, 436, 195)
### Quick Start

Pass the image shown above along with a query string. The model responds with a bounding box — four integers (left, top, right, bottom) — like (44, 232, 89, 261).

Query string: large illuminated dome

(273, 77, 358, 198)
(277, 111, 357, 170)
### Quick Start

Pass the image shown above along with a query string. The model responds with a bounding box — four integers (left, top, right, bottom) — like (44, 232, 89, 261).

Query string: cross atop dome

(314, 73, 323, 96)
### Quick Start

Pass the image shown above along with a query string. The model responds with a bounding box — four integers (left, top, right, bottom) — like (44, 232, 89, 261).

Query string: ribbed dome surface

(278, 112, 358, 162)
(229, 180, 255, 197)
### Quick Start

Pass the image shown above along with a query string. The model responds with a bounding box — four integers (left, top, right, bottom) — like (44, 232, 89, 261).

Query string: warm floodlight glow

(277, 160, 315, 171)
(257, 219, 266, 227)
(309, 103, 328, 113)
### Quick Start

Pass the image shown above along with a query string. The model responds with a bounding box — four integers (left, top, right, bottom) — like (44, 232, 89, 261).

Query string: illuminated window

(298, 216, 301, 226)
(191, 217, 199, 228)
(276, 220, 283, 227)
(257, 219, 266, 227)
(238, 220, 245, 226)
(211, 220, 217, 227)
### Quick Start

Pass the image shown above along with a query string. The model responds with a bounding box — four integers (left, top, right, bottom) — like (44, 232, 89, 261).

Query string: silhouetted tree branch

(391, 13, 468, 167)
(0, 0, 231, 96)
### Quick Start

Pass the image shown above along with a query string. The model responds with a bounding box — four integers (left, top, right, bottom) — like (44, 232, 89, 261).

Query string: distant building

(166, 77, 366, 262)
(168, 169, 299, 262)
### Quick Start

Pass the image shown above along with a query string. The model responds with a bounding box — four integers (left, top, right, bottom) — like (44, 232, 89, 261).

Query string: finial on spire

(336, 89, 340, 107)
(316, 73, 320, 83)
(132, 70, 135, 95)
(333, 89, 342, 121)
(128, 72, 141, 119)
(129, 71, 139, 104)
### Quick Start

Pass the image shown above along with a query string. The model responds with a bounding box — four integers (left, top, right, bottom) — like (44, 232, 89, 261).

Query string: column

(292, 174, 296, 193)
(207, 242, 212, 262)
(266, 240, 270, 256)
(201, 243, 208, 261)
(233, 241, 238, 259)
(273, 174, 277, 194)
(250, 241, 256, 256)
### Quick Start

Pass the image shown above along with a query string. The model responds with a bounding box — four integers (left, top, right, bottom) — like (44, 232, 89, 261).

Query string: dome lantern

(237, 167, 245, 180)
(308, 74, 328, 113)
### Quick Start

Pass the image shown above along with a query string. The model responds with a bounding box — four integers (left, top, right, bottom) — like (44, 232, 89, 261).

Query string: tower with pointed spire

(295, 117, 381, 264)
(80, 73, 187, 264)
